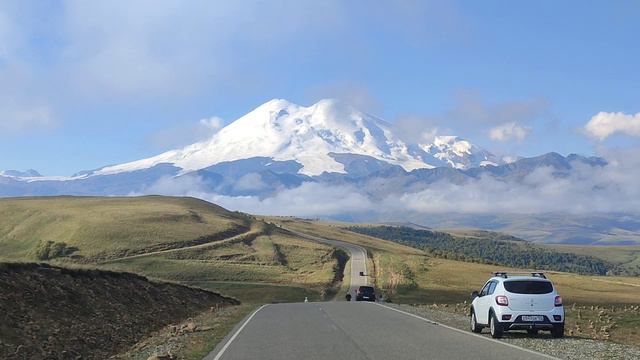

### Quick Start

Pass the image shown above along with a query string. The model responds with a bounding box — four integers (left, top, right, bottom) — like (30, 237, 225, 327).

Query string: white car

(469, 272, 564, 338)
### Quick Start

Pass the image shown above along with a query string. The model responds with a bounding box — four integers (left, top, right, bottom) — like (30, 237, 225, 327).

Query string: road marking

(372, 303, 559, 360)
(211, 304, 268, 360)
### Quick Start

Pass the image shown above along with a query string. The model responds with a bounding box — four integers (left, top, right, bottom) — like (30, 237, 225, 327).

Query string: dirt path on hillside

(98, 228, 262, 264)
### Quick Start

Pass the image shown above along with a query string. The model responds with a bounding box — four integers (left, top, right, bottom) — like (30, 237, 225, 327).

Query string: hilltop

(0, 196, 252, 262)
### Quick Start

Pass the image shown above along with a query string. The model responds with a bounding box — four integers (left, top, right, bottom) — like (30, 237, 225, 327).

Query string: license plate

(522, 315, 544, 322)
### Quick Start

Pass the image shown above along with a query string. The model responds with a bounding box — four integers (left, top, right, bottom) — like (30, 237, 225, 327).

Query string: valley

(1, 196, 640, 358)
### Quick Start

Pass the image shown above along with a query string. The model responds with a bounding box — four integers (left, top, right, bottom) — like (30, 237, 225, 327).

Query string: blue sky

(1, 1, 639, 175)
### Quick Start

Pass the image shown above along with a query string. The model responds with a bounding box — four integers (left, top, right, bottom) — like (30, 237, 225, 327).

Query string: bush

(34, 240, 77, 260)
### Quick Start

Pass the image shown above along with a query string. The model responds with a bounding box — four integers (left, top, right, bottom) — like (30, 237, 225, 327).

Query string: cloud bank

(138, 149, 640, 218)
(489, 122, 532, 142)
(393, 94, 548, 146)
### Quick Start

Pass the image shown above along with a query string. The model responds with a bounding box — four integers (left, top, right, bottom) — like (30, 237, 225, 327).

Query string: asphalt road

(206, 302, 554, 360)
(205, 229, 555, 360)
(282, 228, 369, 294)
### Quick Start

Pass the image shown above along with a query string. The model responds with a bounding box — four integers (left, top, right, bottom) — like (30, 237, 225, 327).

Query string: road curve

(205, 228, 555, 360)
(281, 227, 368, 293)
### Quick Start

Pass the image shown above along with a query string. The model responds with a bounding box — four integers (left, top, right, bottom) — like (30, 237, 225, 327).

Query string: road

(205, 229, 555, 360)
(282, 227, 369, 294)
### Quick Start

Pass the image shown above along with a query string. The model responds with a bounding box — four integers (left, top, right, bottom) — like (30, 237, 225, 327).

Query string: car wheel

(489, 312, 503, 339)
(470, 310, 482, 333)
(551, 325, 564, 338)
(527, 329, 539, 335)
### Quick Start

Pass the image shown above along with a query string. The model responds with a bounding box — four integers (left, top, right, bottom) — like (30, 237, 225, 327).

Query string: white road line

(372, 303, 559, 360)
(212, 304, 268, 360)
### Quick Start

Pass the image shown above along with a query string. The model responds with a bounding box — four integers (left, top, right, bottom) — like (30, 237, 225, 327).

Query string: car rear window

(504, 280, 553, 294)
(359, 286, 375, 294)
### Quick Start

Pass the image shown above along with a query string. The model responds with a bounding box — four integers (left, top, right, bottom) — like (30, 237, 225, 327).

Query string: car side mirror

(471, 291, 479, 300)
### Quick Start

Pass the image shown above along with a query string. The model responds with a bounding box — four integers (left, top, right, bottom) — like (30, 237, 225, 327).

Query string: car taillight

(495, 295, 508, 306)
(554, 295, 563, 307)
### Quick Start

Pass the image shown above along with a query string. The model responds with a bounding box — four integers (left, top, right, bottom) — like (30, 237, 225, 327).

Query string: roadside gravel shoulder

(386, 303, 640, 360)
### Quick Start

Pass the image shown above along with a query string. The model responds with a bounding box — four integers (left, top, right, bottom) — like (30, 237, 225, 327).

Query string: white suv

(469, 272, 564, 338)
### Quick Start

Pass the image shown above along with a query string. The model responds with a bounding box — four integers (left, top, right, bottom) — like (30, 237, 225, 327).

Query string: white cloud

(149, 115, 224, 150)
(390, 150, 640, 214)
(199, 117, 223, 132)
(394, 115, 445, 144)
(233, 173, 267, 192)
(211, 183, 374, 217)
(0, 104, 54, 133)
(394, 94, 549, 146)
(584, 111, 640, 141)
(489, 121, 531, 142)
(139, 174, 206, 195)
(0, 1, 472, 108)
(133, 148, 640, 218)
(0, 10, 14, 60)
(138, 178, 374, 217)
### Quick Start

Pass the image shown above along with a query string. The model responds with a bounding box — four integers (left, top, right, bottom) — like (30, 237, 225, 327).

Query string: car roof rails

(494, 272, 508, 278)
(493, 271, 547, 279)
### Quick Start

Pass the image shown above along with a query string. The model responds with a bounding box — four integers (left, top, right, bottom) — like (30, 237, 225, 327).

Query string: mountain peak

(93, 99, 496, 177)
(0, 169, 43, 178)
(255, 98, 298, 111)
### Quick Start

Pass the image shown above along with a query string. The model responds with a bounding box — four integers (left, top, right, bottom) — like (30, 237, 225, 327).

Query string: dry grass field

(0, 196, 250, 261)
(266, 217, 640, 345)
(2, 198, 639, 347)
(101, 231, 346, 303)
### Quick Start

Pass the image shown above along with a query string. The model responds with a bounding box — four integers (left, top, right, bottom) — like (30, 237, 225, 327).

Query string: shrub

(34, 240, 77, 260)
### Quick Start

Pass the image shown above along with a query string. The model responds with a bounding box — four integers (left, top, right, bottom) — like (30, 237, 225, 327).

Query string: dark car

(356, 286, 376, 302)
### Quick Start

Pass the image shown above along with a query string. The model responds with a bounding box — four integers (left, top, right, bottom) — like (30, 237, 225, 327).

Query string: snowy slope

(413, 135, 499, 169)
(91, 99, 497, 177)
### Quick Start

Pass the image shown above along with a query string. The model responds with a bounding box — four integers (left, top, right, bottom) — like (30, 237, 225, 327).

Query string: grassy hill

(0, 196, 252, 261)
(2, 197, 640, 348)
(0, 196, 347, 304)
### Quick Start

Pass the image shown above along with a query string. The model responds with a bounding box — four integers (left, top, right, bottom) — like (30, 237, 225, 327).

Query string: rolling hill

(0, 196, 251, 262)
(0, 196, 348, 304)
(2, 196, 640, 349)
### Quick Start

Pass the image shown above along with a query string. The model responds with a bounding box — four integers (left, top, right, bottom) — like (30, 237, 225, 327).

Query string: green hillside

(0, 196, 347, 304)
(1, 199, 640, 348)
(349, 226, 617, 275)
(0, 196, 251, 261)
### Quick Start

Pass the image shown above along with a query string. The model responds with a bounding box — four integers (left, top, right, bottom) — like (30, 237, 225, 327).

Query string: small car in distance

(355, 286, 376, 302)
(469, 272, 564, 339)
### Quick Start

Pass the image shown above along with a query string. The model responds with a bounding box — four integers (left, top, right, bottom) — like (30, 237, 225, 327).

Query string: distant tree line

(349, 226, 614, 275)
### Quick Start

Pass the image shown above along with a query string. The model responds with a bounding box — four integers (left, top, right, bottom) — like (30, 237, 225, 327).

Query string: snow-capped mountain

(0, 169, 42, 178)
(412, 135, 499, 169)
(0, 98, 619, 245)
(89, 99, 496, 177)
